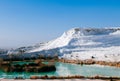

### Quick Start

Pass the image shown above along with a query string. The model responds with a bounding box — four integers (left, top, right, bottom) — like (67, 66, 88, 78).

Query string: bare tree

(19, 49, 25, 61)
(39, 54, 45, 59)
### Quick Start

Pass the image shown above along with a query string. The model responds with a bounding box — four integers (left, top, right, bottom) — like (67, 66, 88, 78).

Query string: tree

(18, 49, 25, 61)
(8, 53, 13, 63)
(0, 58, 3, 67)
(53, 53, 58, 60)
(39, 54, 45, 59)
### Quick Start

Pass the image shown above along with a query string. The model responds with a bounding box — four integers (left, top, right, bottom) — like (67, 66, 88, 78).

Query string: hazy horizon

(0, 0, 120, 48)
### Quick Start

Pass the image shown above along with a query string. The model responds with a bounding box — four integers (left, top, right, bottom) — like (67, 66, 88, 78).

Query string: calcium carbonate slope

(7, 28, 120, 62)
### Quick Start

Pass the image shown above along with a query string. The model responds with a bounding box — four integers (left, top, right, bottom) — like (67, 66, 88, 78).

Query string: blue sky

(0, 0, 120, 48)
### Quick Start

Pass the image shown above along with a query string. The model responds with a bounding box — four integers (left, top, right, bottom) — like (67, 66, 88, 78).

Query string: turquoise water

(12, 61, 34, 65)
(0, 62, 120, 78)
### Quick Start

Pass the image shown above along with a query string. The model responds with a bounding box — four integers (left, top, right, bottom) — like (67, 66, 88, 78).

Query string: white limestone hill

(6, 27, 120, 62)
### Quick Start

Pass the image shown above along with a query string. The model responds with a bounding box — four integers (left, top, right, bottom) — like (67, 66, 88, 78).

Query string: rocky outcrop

(2, 60, 56, 72)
